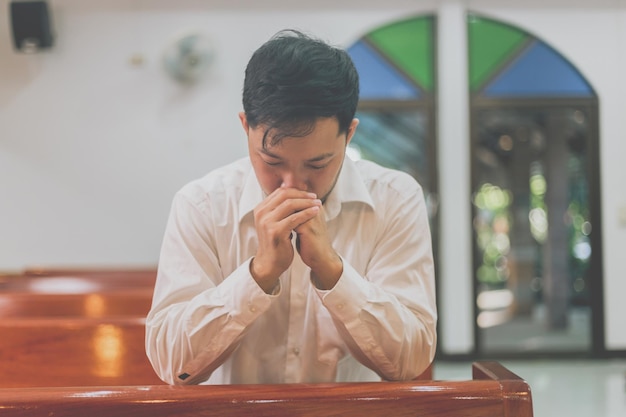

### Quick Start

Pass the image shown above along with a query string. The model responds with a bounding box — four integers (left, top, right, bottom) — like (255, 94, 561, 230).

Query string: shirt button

(337, 304, 344, 310)
(293, 347, 300, 355)
(249, 306, 257, 313)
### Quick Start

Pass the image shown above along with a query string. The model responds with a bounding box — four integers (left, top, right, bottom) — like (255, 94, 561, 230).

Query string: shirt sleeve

(145, 192, 277, 385)
(315, 182, 437, 381)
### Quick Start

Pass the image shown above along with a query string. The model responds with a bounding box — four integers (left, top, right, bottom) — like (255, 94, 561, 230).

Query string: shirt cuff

(216, 257, 278, 325)
(314, 258, 369, 324)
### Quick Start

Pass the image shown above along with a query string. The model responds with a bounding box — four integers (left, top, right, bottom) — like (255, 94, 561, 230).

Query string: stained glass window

(468, 15, 594, 97)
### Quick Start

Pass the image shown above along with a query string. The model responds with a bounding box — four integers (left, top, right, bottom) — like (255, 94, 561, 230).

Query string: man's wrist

(310, 254, 343, 290)
(250, 257, 280, 294)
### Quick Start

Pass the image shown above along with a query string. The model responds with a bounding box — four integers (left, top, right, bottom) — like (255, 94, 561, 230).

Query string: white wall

(0, 0, 624, 351)
(0, 0, 435, 267)
(436, 1, 473, 355)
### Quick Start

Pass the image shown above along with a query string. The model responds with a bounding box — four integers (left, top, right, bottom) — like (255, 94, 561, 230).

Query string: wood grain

(0, 362, 533, 417)
(0, 270, 156, 293)
(0, 317, 163, 388)
(0, 291, 153, 318)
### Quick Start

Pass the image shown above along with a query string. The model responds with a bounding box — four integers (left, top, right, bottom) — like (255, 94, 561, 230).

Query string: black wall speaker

(10, 1, 54, 52)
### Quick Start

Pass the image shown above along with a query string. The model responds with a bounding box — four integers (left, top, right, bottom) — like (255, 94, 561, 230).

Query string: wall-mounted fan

(163, 32, 215, 84)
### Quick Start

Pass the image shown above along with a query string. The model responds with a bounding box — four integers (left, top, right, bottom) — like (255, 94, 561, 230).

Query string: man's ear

(345, 118, 359, 147)
(239, 112, 249, 133)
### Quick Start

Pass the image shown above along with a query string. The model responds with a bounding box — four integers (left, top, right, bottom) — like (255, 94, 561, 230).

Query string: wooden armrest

(472, 361, 534, 417)
(472, 361, 524, 381)
(0, 375, 533, 417)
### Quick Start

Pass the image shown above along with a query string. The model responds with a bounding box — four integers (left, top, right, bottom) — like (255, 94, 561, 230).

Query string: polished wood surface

(473, 361, 534, 417)
(0, 291, 152, 318)
(1, 315, 430, 387)
(0, 268, 532, 416)
(0, 362, 533, 417)
(22, 267, 157, 277)
(0, 266, 433, 385)
(0, 317, 163, 388)
(0, 271, 156, 293)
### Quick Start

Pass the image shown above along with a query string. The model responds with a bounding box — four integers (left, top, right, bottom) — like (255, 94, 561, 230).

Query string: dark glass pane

(351, 109, 429, 192)
(350, 109, 437, 228)
(472, 106, 594, 353)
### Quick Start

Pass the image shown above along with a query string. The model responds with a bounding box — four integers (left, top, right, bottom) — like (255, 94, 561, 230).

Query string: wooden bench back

(0, 291, 153, 318)
(0, 362, 533, 417)
(0, 315, 431, 387)
(22, 267, 157, 278)
(0, 267, 435, 385)
(0, 271, 156, 293)
(0, 317, 163, 388)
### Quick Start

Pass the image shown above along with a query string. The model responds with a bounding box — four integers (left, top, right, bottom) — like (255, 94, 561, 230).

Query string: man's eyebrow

(259, 148, 282, 159)
(306, 153, 334, 163)
(259, 148, 334, 162)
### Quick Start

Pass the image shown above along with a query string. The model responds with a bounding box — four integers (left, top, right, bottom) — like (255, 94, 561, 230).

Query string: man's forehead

(259, 144, 335, 161)
(259, 117, 342, 144)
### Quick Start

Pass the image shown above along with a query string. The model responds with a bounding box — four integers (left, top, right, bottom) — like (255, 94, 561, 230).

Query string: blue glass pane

(484, 40, 594, 97)
(347, 40, 421, 100)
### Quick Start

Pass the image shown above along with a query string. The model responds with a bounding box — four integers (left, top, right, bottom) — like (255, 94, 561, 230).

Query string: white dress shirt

(145, 156, 437, 385)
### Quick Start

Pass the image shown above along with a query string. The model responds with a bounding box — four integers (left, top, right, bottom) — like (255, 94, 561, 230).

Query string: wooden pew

(0, 314, 431, 388)
(0, 291, 153, 318)
(0, 362, 533, 417)
(0, 266, 434, 384)
(0, 267, 161, 386)
(22, 267, 157, 278)
(472, 361, 534, 417)
(0, 317, 163, 388)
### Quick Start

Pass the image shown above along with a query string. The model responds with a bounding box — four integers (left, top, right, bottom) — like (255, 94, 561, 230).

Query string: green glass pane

(468, 15, 528, 91)
(366, 16, 434, 91)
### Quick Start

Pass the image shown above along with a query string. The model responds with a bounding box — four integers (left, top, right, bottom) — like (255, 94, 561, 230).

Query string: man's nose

(281, 170, 308, 191)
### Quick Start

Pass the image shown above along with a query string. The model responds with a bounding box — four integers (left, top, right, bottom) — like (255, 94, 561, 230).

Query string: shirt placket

(284, 241, 309, 382)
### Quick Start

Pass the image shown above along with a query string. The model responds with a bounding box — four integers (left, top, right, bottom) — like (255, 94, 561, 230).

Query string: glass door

(471, 104, 601, 355)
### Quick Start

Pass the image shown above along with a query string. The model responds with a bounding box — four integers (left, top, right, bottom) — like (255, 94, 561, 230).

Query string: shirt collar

(238, 161, 264, 223)
(237, 156, 374, 223)
(323, 156, 374, 221)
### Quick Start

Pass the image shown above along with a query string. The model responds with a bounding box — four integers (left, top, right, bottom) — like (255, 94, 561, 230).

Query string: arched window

(468, 14, 602, 355)
(347, 14, 439, 261)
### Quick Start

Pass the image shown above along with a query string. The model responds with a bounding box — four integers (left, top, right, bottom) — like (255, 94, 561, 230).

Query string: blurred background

(1, 0, 625, 415)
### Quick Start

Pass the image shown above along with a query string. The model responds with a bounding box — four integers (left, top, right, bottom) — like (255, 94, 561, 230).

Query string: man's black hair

(242, 29, 359, 147)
